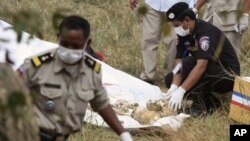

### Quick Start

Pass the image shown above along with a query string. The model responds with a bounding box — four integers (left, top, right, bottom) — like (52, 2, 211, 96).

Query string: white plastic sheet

(0, 19, 189, 131)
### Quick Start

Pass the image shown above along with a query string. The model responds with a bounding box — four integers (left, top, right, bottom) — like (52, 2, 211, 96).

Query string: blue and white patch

(199, 36, 210, 51)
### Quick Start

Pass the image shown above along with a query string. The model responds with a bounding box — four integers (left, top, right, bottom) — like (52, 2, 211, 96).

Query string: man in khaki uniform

(18, 15, 133, 141)
(195, 0, 250, 55)
(129, 0, 196, 84)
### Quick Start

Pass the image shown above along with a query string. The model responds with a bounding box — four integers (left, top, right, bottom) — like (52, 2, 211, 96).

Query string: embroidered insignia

(85, 55, 101, 73)
(199, 36, 210, 51)
(168, 13, 175, 19)
(31, 52, 54, 67)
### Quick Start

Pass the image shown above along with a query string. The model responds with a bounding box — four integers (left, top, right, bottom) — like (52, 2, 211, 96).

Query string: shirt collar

(79, 58, 86, 74)
(192, 19, 200, 36)
(53, 51, 86, 74)
(53, 53, 64, 73)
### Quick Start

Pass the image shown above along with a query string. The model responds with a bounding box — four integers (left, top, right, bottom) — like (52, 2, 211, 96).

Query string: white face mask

(57, 47, 83, 64)
(57, 38, 89, 64)
(174, 26, 190, 37)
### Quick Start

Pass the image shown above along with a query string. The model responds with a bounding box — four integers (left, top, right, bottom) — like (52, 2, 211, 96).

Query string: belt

(39, 128, 69, 141)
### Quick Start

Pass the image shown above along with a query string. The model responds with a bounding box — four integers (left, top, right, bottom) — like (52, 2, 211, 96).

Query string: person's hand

(129, 0, 138, 10)
(165, 84, 178, 99)
(120, 132, 133, 141)
(168, 87, 186, 111)
(235, 13, 249, 34)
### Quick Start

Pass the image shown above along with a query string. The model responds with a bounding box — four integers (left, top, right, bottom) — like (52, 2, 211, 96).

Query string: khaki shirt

(208, 0, 243, 31)
(20, 49, 109, 135)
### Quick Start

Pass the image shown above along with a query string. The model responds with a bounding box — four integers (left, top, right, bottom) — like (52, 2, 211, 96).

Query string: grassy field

(0, 0, 249, 141)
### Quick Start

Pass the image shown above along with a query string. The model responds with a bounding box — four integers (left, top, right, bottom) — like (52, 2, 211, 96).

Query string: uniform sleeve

(90, 68, 110, 112)
(175, 36, 185, 59)
(195, 34, 214, 59)
(17, 58, 37, 88)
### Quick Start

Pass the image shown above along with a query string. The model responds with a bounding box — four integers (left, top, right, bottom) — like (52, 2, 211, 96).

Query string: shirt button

(45, 100, 55, 111)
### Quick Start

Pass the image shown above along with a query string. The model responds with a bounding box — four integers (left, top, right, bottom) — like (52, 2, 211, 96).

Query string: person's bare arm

(195, 0, 207, 10)
(180, 59, 208, 91)
(99, 105, 125, 135)
(244, 0, 250, 13)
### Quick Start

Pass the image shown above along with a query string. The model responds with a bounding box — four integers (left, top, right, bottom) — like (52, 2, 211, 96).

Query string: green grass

(0, 0, 250, 141)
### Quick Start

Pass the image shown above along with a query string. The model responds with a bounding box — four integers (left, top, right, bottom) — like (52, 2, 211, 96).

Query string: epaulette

(31, 52, 54, 68)
(84, 55, 101, 73)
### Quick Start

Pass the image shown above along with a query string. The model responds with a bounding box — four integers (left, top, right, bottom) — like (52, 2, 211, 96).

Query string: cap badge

(169, 13, 175, 19)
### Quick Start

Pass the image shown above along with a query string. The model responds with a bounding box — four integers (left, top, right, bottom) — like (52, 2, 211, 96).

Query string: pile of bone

(112, 99, 138, 116)
(112, 99, 177, 125)
(132, 99, 177, 124)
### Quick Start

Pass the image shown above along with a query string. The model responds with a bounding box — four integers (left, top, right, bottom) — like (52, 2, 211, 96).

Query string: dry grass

(0, 0, 250, 141)
(170, 110, 232, 141)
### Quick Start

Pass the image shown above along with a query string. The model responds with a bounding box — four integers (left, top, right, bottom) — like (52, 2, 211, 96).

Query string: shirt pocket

(40, 83, 63, 99)
(213, 1, 239, 26)
(77, 89, 95, 102)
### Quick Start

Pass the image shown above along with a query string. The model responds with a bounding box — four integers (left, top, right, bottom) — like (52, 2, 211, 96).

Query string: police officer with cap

(164, 2, 240, 117)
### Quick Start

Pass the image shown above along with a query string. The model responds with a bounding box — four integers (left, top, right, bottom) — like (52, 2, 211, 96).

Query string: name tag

(43, 83, 61, 89)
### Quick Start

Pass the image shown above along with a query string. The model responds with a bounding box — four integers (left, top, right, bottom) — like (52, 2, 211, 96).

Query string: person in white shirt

(129, 0, 196, 84)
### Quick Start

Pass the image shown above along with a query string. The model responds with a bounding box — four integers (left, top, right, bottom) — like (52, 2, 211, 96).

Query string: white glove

(120, 132, 133, 141)
(165, 84, 178, 99)
(168, 87, 186, 111)
(235, 13, 249, 34)
(192, 8, 198, 18)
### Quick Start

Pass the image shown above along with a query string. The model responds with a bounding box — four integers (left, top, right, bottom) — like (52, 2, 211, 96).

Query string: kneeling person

(164, 2, 240, 116)
(18, 15, 132, 141)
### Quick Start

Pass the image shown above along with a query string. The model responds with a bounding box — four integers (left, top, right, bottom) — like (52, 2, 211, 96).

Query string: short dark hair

(178, 9, 196, 21)
(166, 2, 196, 22)
(59, 15, 90, 39)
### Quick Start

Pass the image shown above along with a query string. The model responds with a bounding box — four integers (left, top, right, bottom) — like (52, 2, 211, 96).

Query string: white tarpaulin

(0, 19, 189, 131)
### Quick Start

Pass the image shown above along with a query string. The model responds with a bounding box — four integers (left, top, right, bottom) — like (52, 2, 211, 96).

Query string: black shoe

(204, 93, 223, 114)
(183, 107, 207, 117)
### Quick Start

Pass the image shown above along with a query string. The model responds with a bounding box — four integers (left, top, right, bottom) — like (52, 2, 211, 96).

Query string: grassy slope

(0, 0, 249, 141)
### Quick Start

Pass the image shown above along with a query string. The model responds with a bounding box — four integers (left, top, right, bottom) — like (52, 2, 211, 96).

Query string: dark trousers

(40, 128, 69, 141)
(165, 56, 239, 110)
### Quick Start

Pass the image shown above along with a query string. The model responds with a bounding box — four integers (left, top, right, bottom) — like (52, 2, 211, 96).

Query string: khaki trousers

(141, 4, 177, 80)
(203, 2, 242, 56)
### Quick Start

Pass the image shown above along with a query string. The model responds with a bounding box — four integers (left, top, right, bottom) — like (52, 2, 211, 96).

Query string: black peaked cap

(166, 2, 189, 21)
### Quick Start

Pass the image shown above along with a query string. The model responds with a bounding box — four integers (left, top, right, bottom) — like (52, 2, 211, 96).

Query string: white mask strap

(83, 37, 89, 52)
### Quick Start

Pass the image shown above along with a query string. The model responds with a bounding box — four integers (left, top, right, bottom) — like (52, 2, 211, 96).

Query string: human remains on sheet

(132, 107, 162, 124)
(112, 99, 181, 125)
(112, 99, 139, 116)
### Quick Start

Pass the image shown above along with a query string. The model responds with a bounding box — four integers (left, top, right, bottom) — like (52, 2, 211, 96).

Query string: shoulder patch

(31, 52, 54, 67)
(199, 36, 210, 51)
(85, 55, 101, 73)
